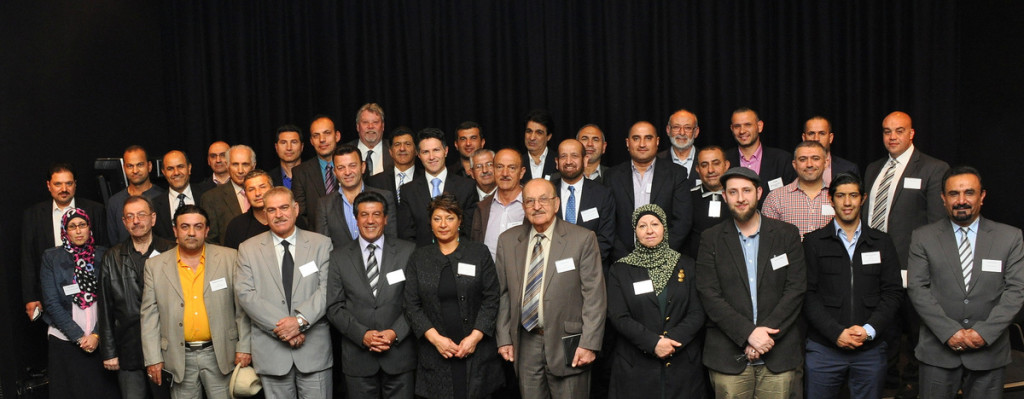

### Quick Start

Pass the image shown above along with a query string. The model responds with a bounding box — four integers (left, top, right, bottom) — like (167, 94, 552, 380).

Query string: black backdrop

(1, 0, 1021, 393)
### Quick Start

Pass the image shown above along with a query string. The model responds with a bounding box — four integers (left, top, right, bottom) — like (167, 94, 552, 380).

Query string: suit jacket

(908, 217, 1024, 370)
(829, 154, 859, 181)
(494, 219, 607, 377)
(39, 246, 109, 341)
(521, 147, 557, 183)
(21, 197, 107, 304)
(803, 223, 902, 351)
(447, 159, 473, 179)
(348, 139, 394, 177)
(656, 149, 695, 181)
(695, 215, 806, 374)
(366, 167, 421, 205)
(326, 236, 416, 377)
(588, 164, 608, 185)
(863, 149, 949, 268)
(403, 241, 504, 398)
(140, 244, 251, 383)
(683, 186, 726, 259)
(291, 157, 331, 227)
(604, 159, 693, 259)
(235, 229, 333, 375)
(397, 171, 477, 247)
(200, 181, 243, 245)
(606, 256, 706, 398)
(725, 145, 797, 198)
(553, 178, 616, 267)
(315, 186, 397, 249)
(153, 181, 215, 240)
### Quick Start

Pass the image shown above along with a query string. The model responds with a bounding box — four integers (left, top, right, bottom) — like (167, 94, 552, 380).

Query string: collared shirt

(394, 165, 415, 191)
(868, 145, 915, 232)
(425, 168, 449, 195)
(528, 147, 549, 180)
(357, 234, 385, 279)
(736, 216, 762, 324)
(586, 166, 602, 182)
(738, 143, 764, 175)
(279, 168, 293, 189)
(178, 247, 211, 342)
(522, 218, 557, 329)
(669, 147, 696, 177)
(317, 157, 332, 186)
(340, 185, 364, 240)
(834, 219, 863, 260)
(357, 141, 385, 175)
(272, 230, 298, 276)
(485, 191, 525, 259)
(761, 181, 833, 240)
(52, 198, 76, 246)
(631, 158, 656, 208)
(559, 178, 585, 222)
(212, 175, 224, 185)
(477, 186, 497, 201)
(952, 217, 980, 257)
(231, 181, 249, 213)
(168, 185, 196, 214)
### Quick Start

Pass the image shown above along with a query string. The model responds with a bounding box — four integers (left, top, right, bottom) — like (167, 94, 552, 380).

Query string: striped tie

(959, 227, 973, 290)
(565, 186, 577, 224)
(870, 160, 898, 230)
(521, 234, 545, 331)
(366, 243, 379, 297)
(325, 163, 337, 194)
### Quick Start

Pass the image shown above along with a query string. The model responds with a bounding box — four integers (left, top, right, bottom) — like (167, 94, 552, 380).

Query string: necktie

(365, 150, 374, 178)
(959, 227, 973, 290)
(521, 234, 545, 331)
(237, 188, 250, 213)
(565, 186, 577, 224)
(366, 243, 379, 297)
(431, 178, 442, 198)
(870, 160, 898, 231)
(176, 193, 187, 211)
(397, 172, 407, 203)
(325, 163, 337, 194)
(281, 240, 294, 309)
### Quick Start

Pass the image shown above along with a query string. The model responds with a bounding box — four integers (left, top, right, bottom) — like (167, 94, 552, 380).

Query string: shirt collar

(950, 217, 980, 234)
(530, 147, 549, 166)
(273, 229, 298, 247)
(890, 144, 915, 165)
(833, 219, 862, 239)
(733, 212, 762, 238)
(396, 165, 415, 177)
(530, 217, 558, 238)
(170, 184, 194, 199)
(493, 190, 523, 206)
(426, 167, 448, 182)
(670, 147, 695, 165)
(631, 157, 657, 173)
(740, 143, 764, 162)
(53, 198, 76, 212)
(358, 234, 385, 251)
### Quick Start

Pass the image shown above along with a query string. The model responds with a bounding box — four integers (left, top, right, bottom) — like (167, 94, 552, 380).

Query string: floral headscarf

(61, 208, 98, 309)
(617, 204, 680, 295)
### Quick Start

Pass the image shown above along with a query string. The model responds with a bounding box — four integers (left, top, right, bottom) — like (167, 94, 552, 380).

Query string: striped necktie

(521, 234, 545, 331)
(870, 160, 898, 230)
(366, 243, 379, 297)
(959, 227, 973, 290)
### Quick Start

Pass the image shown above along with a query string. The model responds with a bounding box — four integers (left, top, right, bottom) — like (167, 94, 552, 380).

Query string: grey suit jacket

(200, 182, 243, 245)
(494, 219, 606, 377)
(908, 217, 1024, 370)
(326, 236, 416, 377)
(235, 229, 333, 376)
(314, 186, 397, 249)
(140, 245, 251, 383)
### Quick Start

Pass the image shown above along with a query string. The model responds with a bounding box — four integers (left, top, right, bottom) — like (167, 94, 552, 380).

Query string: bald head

(882, 111, 915, 157)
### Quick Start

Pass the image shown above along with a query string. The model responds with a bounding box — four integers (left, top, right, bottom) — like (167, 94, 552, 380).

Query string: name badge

(708, 200, 722, 218)
(982, 259, 1003, 273)
(209, 278, 228, 291)
(821, 204, 835, 216)
(149, 249, 161, 258)
(695, 179, 702, 187)
(507, 220, 523, 228)
(62, 284, 81, 296)
(555, 258, 576, 273)
(770, 254, 789, 270)
(299, 262, 318, 277)
(903, 177, 922, 190)
(901, 270, 908, 289)
(633, 280, 654, 295)
(386, 269, 406, 285)
(768, 178, 784, 191)
(458, 262, 476, 277)
(861, 251, 881, 265)
(544, 174, 551, 180)
(580, 208, 599, 222)
(645, 183, 652, 193)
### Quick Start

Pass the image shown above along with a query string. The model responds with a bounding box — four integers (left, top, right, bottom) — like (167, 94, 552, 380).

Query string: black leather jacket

(97, 236, 175, 369)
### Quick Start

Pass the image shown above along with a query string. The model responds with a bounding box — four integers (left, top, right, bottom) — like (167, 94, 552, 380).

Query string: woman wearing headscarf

(39, 208, 121, 398)
(606, 204, 707, 399)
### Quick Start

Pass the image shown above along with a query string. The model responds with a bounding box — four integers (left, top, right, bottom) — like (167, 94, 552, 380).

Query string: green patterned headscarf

(617, 204, 680, 295)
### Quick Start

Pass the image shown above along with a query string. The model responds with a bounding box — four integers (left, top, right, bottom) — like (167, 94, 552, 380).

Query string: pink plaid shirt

(761, 181, 833, 240)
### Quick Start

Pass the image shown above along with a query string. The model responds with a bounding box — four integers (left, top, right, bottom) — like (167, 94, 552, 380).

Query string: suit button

(665, 316, 670, 321)
(180, 342, 185, 347)
(963, 319, 970, 324)
(460, 296, 466, 301)
(964, 299, 969, 304)
(179, 322, 183, 327)
(663, 331, 668, 335)
(180, 303, 184, 307)
(665, 362, 671, 367)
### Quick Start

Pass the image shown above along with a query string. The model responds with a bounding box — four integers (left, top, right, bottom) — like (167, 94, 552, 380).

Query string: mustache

(953, 203, 972, 210)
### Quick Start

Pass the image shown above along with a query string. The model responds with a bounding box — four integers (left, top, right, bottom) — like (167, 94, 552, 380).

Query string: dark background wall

(1, 0, 1020, 393)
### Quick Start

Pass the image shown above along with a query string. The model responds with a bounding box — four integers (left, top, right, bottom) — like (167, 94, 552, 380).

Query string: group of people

(21, 103, 1024, 399)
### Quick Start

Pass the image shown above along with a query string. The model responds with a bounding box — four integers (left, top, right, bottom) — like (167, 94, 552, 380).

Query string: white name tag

(555, 258, 576, 273)
(770, 254, 789, 270)
(386, 269, 406, 285)
(768, 178, 784, 191)
(580, 208, 599, 222)
(861, 251, 881, 265)
(299, 262, 318, 277)
(821, 204, 835, 216)
(507, 220, 523, 228)
(903, 177, 922, 190)
(708, 200, 722, 218)
(149, 249, 161, 258)
(901, 270, 908, 289)
(209, 278, 227, 291)
(458, 262, 476, 277)
(544, 174, 551, 180)
(982, 259, 1003, 273)
(62, 284, 81, 296)
(633, 280, 654, 295)
(645, 183, 652, 193)
(695, 179, 702, 187)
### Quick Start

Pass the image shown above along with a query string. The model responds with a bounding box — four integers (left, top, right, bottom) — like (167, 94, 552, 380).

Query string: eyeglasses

(66, 222, 89, 231)
(670, 125, 697, 134)
(523, 196, 555, 207)
(123, 211, 151, 221)
(472, 162, 494, 170)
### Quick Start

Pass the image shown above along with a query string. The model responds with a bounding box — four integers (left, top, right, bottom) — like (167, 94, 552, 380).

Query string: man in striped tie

(907, 166, 1024, 399)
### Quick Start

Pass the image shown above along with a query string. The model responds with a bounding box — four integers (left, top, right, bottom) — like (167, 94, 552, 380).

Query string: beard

(729, 203, 757, 222)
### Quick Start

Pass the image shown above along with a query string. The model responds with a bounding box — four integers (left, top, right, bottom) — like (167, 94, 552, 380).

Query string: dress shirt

(737, 217, 763, 364)
(528, 147, 550, 180)
(477, 186, 496, 201)
(394, 165, 415, 190)
(835, 219, 863, 260)
(317, 157, 332, 186)
(279, 168, 293, 189)
(559, 178, 585, 222)
(669, 147, 696, 176)
(761, 181, 833, 239)
(339, 186, 363, 240)
(47, 296, 97, 341)
(738, 143, 764, 175)
(631, 159, 656, 208)
(484, 192, 525, 259)
(272, 229, 298, 275)
(178, 248, 211, 342)
(521, 219, 557, 329)
(168, 185, 196, 212)
(52, 198, 76, 246)
(357, 235, 385, 273)
(586, 167, 602, 181)
(952, 218, 980, 257)
(425, 168, 449, 195)
(357, 141, 385, 175)
(211, 175, 224, 185)
(867, 145, 915, 232)
(231, 181, 249, 213)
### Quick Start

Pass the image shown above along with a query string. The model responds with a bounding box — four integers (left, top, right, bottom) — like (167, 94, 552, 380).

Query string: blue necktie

(431, 178, 442, 198)
(565, 186, 577, 224)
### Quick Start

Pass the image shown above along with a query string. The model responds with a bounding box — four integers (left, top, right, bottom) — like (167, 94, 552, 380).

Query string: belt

(185, 341, 212, 351)
(524, 327, 545, 336)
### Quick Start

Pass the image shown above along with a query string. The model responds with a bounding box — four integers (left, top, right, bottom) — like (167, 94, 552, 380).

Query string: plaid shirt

(761, 181, 833, 240)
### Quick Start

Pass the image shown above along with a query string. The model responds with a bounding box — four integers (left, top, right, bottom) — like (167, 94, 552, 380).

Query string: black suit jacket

(802, 222, 902, 351)
(604, 159, 693, 260)
(725, 145, 797, 198)
(397, 171, 477, 247)
(683, 186, 726, 259)
(21, 198, 107, 304)
(315, 186, 397, 249)
(829, 154, 859, 181)
(695, 215, 806, 374)
(521, 147, 557, 183)
(446, 159, 473, 179)
(365, 167, 421, 205)
(153, 181, 214, 240)
(553, 178, 616, 266)
(291, 157, 330, 227)
(199, 181, 243, 245)
(863, 149, 949, 268)
(656, 149, 696, 182)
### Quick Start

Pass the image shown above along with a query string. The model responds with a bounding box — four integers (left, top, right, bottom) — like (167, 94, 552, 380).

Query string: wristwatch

(296, 314, 310, 332)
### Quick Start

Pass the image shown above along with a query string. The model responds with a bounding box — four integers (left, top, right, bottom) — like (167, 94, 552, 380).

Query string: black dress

(438, 258, 468, 399)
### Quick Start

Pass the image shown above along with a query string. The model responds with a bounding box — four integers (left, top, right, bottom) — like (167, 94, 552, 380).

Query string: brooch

(677, 269, 685, 282)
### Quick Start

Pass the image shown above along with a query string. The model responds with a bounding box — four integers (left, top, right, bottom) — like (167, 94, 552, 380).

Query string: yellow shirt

(178, 248, 212, 342)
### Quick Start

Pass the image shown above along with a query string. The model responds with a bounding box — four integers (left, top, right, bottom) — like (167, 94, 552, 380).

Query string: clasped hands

(426, 328, 482, 359)
(947, 328, 986, 352)
(836, 325, 869, 350)
(496, 343, 596, 367)
(274, 316, 306, 348)
(744, 326, 780, 361)
(363, 329, 398, 352)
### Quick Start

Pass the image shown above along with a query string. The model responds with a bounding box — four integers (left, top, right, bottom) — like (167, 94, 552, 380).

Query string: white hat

(229, 363, 262, 398)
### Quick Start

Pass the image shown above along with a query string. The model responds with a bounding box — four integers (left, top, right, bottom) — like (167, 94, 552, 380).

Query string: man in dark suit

(153, 150, 214, 240)
(397, 128, 477, 247)
(552, 139, 615, 267)
(107, 145, 167, 244)
(908, 166, 1024, 398)
(449, 121, 485, 179)
(327, 191, 417, 399)
(292, 114, 342, 226)
(683, 146, 730, 258)
(269, 124, 304, 189)
(802, 116, 859, 186)
(316, 145, 397, 249)
(350, 103, 393, 178)
(521, 109, 558, 183)
(724, 107, 797, 198)
(366, 127, 419, 204)
(471, 148, 527, 260)
(576, 124, 608, 184)
(200, 144, 256, 244)
(604, 121, 692, 260)
(864, 111, 949, 396)
(695, 167, 805, 398)
(495, 179, 606, 399)
(803, 173, 903, 398)
(657, 109, 700, 182)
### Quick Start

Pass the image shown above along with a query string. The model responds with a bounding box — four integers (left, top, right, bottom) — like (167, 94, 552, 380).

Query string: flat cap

(720, 167, 761, 187)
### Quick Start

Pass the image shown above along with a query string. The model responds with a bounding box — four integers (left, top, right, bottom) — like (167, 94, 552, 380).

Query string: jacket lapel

(376, 239, 399, 304)
(756, 220, 773, 285)
(262, 233, 286, 298)
(543, 221, 567, 293)
(968, 218, 993, 295)
(203, 248, 217, 296)
(510, 227, 530, 306)
(891, 151, 922, 205)
(162, 254, 185, 301)
(935, 222, 968, 294)
(722, 222, 751, 297)
(649, 162, 669, 202)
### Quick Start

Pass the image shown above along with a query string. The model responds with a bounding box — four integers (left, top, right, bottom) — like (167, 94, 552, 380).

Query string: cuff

(864, 324, 876, 340)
